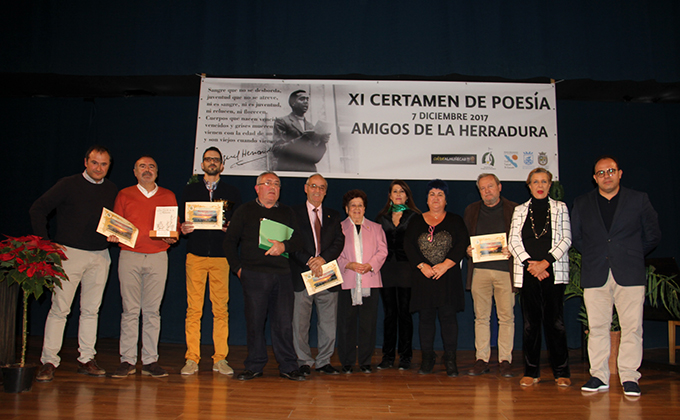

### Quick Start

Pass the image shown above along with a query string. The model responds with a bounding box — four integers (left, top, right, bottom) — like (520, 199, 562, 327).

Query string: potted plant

(646, 264, 680, 320)
(0, 235, 68, 393)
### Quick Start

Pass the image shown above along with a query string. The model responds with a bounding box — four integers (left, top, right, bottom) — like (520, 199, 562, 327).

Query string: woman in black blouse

(376, 180, 421, 370)
(404, 179, 470, 376)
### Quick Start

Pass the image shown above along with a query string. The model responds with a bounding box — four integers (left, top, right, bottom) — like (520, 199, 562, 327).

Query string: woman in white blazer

(508, 168, 572, 388)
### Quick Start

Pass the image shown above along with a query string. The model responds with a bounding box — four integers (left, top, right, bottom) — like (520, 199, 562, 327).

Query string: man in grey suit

(572, 155, 661, 397)
(272, 90, 330, 172)
(290, 174, 345, 375)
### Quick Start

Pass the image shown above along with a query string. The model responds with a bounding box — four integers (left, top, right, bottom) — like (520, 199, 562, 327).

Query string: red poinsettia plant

(0, 235, 69, 366)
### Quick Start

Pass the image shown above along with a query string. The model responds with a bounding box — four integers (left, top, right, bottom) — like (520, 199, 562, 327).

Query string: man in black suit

(572, 155, 661, 397)
(290, 174, 345, 375)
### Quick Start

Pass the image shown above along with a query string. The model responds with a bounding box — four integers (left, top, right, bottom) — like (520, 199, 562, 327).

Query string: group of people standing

(30, 146, 243, 381)
(30, 147, 181, 380)
(220, 170, 471, 380)
(466, 160, 659, 398)
(29, 146, 660, 398)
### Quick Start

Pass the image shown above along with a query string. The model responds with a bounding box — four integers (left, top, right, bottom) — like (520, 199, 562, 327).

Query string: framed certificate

(185, 202, 223, 230)
(301, 260, 344, 296)
(96, 207, 139, 248)
(470, 233, 508, 263)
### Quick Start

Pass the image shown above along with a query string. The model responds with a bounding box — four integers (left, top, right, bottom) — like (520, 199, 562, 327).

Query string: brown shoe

(467, 359, 489, 376)
(77, 359, 106, 377)
(36, 363, 56, 382)
(111, 362, 136, 378)
(499, 361, 514, 378)
(555, 377, 571, 387)
(142, 362, 168, 378)
(520, 376, 540, 386)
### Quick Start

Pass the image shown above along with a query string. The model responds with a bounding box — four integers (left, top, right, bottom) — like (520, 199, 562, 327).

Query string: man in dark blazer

(572, 155, 661, 397)
(290, 173, 345, 375)
(272, 90, 330, 172)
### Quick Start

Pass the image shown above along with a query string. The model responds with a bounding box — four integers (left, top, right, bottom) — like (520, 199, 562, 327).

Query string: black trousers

(380, 286, 413, 361)
(520, 268, 570, 379)
(240, 268, 298, 373)
(337, 288, 379, 366)
(418, 305, 458, 353)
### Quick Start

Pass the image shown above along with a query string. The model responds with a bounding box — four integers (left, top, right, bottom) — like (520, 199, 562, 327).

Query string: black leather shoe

(499, 361, 514, 378)
(360, 365, 372, 374)
(419, 351, 436, 374)
(299, 365, 311, 376)
(467, 359, 489, 376)
(342, 365, 353, 374)
(237, 370, 263, 380)
(280, 370, 306, 381)
(377, 359, 393, 370)
(398, 358, 411, 370)
(315, 364, 340, 375)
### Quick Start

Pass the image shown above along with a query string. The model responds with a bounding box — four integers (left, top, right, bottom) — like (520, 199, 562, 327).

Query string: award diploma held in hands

(470, 232, 508, 263)
(96, 207, 139, 248)
(258, 218, 294, 258)
(301, 260, 344, 296)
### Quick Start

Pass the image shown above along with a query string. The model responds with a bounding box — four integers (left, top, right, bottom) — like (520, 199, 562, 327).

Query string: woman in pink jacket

(336, 189, 388, 374)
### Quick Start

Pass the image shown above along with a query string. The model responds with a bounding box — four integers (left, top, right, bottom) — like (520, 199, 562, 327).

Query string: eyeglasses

(203, 157, 221, 163)
(258, 181, 281, 188)
(349, 204, 364, 209)
(595, 168, 617, 178)
(306, 183, 327, 191)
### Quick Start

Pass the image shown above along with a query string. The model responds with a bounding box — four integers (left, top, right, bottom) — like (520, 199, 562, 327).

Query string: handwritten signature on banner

(225, 147, 273, 168)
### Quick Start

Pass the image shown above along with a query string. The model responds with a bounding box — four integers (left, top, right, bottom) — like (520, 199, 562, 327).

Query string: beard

(204, 165, 221, 176)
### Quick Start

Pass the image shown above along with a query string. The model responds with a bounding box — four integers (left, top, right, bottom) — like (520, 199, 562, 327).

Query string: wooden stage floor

(1, 338, 679, 419)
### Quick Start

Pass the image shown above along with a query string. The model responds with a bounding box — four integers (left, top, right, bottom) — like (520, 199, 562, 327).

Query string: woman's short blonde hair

(526, 167, 553, 185)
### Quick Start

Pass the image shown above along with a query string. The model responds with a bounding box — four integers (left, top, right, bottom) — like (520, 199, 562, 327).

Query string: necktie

(313, 207, 322, 256)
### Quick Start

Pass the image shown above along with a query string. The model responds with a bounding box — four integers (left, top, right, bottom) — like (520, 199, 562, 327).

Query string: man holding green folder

(223, 171, 304, 381)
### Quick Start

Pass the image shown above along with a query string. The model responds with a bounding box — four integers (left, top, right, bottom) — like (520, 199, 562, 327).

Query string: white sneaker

(181, 360, 199, 375)
(213, 359, 234, 375)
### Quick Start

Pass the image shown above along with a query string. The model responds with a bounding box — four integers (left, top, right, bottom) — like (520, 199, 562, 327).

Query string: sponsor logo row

(431, 151, 550, 169)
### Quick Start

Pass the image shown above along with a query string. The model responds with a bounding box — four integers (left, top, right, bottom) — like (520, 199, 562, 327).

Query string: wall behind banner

(1, 96, 677, 351)
(3, 1, 679, 82)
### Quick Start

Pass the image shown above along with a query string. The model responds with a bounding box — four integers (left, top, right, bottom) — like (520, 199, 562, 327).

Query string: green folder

(258, 218, 294, 258)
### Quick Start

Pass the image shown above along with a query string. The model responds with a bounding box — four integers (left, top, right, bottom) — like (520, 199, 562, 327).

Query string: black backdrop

(2, 0, 679, 353)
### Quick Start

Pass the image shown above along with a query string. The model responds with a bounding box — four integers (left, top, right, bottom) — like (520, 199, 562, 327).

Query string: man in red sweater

(109, 156, 177, 378)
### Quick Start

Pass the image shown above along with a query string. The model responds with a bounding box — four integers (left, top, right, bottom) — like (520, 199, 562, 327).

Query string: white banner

(194, 78, 559, 181)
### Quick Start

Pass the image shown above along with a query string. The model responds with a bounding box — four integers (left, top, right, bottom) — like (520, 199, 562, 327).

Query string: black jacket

(572, 187, 661, 288)
(180, 179, 242, 258)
